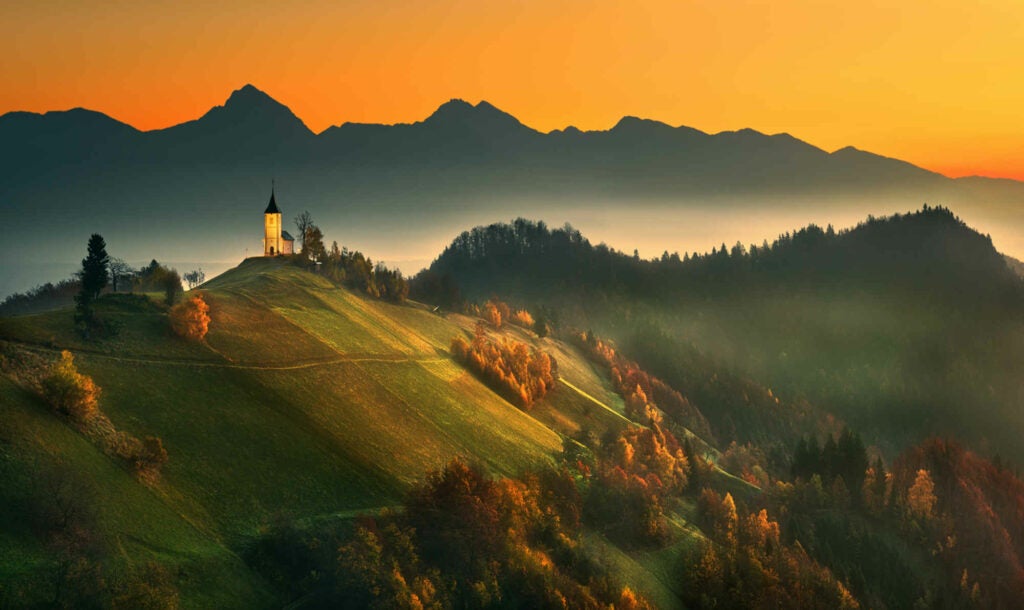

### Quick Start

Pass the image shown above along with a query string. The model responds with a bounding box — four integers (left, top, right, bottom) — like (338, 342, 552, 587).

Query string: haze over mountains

(3, 84, 1024, 297)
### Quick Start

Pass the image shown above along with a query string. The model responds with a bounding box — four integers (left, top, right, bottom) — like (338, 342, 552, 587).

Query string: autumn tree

(39, 351, 100, 423)
(450, 332, 557, 408)
(697, 488, 738, 543)
(483, 300, 502, 327)
(509, 309, 534, 329)
(906, 468, 936, 520)
(169, 293, 211, 340)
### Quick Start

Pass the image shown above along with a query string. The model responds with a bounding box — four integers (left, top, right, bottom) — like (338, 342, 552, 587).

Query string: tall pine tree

(75, 234, 109, 326)
(80, 234, 109, 299)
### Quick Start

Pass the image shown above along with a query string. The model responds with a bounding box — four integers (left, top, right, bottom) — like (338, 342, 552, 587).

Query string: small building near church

(263, 187, 295, 256)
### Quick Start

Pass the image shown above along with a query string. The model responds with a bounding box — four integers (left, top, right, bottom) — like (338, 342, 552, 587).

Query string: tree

(160, 269, 182, 306)
(133, 436, 169, 476)
(303, 225, 326, 263)
(169, 293, 211, 340)
(510, 309, 535, 328)
(79, 234, 109, 300)
(39, 351, 100, 423)
(183, 268, 205, 290)
(907, 468, 936, 520)
(294, 210, 313, 253)
(533, 313, 550, 338)
(75, 234, 109, 326)
(697, 488, 737, 542)
(108, 257, 132, 292)
(483, 301, 502, 327)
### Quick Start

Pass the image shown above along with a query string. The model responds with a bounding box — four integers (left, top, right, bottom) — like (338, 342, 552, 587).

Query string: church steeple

(264, 182, 281, 214)
(261, 181, 294, 257)
(263, 182, 283, 256)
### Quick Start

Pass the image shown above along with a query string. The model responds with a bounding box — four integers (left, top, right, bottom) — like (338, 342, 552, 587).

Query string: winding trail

(5, 339, 448, 371)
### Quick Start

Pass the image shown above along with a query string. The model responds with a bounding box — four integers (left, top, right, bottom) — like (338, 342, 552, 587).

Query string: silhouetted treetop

(418, 206, 1021, 308)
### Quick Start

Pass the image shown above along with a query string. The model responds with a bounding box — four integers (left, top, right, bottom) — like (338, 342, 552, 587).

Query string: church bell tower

(263, 184, 282, 256)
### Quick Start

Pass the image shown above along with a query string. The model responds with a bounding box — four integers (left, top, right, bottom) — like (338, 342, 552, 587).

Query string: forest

(401, 206, 1024, 607)
(412, 206, 1024, 463)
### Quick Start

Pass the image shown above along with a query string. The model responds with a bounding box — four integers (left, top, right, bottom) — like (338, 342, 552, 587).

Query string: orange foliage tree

(509, 309, 535, 329)
(482, 299, 505, 327)
(170, 293, 211, 340)
(450, 325, 556, 408)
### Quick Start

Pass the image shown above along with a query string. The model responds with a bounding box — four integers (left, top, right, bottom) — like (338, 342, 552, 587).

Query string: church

(263, 187, 295, 256)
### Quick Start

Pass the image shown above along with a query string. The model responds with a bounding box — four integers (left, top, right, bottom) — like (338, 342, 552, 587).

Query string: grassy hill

(1, 257, 698, 607)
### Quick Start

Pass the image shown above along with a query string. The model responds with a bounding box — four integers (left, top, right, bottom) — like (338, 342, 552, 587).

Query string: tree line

(290, 211, 410, 303)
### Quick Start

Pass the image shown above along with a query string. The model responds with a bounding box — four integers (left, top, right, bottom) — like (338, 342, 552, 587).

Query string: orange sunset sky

(3, 1, 1023, 180)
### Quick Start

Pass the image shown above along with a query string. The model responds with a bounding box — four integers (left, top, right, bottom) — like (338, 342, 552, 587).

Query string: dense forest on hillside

(403, 206, 1024, 607)
(413, 207, 1024, 465)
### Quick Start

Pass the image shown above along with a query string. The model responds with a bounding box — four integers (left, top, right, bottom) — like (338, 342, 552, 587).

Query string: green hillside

(1, 257, 691, 607)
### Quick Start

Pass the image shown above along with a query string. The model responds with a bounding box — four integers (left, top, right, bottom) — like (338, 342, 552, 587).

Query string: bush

(134, 436, 169, 476)
(112, 433, 168, 478)
(39, 351, 100, 423)
(169, 294, 210, 340)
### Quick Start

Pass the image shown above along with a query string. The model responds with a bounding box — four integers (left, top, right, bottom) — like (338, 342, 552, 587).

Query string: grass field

(0, 258, 712, 607)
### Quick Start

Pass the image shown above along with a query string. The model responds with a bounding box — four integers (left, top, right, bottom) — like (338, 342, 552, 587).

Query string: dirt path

(6, 340, 447, 371)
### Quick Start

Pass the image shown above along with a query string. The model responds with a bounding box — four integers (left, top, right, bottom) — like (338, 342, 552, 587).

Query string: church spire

(264, 181, 280, 214)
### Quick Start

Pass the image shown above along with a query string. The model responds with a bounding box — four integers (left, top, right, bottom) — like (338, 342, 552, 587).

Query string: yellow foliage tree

(39, 350, 100, 423)
(170, 293, 211, 340)
(510, 309, 535, 328)
(907, 468, 937, 520)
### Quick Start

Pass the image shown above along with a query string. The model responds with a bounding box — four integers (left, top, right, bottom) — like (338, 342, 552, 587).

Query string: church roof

(264, 189, 281, 214)
(281, 230, 295, 242)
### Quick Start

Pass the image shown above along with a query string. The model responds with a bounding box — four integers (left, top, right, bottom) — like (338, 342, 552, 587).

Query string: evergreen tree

(837, 427, 869, 496)
(823, 433, 839, 479)
(75, 234, 109, 327)
(80, 234, 109, 299)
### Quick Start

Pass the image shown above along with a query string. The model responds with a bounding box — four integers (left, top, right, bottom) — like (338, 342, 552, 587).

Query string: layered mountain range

(2, 84, 1023, 297)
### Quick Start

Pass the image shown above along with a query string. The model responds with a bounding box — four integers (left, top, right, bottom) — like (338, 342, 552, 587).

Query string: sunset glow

(4, 0, 1023, 179)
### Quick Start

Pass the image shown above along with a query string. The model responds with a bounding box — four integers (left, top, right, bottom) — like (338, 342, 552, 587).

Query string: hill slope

(2, 257, 695, 606)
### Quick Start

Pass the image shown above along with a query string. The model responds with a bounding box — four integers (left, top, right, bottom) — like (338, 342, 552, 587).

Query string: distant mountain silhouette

(2, 83, 1024, 297)
(144, 85, 314, 162)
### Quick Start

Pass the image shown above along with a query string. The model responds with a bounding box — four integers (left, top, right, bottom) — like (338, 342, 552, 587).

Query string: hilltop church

(263, 187, 295, 256)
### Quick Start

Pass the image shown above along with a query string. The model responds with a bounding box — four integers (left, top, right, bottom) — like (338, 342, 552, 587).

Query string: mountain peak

(222, 84, 286, 111)
(422, 99, 531, 135)
(171, 84, 313, 138)
(611, 116, 672, 132)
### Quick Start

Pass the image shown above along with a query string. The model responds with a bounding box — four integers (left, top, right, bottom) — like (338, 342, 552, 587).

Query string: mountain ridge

(5, 83, 1024, 302)
(0, 84, 988, 183)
